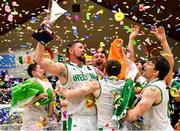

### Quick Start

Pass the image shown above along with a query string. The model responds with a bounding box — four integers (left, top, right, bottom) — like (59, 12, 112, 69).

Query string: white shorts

(67, 115, 97, 131)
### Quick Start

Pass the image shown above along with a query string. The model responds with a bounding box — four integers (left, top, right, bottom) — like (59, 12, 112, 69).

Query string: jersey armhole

(150, 85, 163, 106)
(61, 64, 68, 86)
(95, 81, 102, 99)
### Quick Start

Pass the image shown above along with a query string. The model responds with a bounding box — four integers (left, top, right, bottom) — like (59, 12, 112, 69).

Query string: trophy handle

(41, 17, 52, 28)
(47, 0, 52, 17)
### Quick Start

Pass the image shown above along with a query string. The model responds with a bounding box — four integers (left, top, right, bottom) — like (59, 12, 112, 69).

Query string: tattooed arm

(126, 85, 162, 121)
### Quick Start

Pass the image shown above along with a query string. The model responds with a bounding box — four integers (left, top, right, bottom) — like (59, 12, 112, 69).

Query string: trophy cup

(32, 0, 67, 45)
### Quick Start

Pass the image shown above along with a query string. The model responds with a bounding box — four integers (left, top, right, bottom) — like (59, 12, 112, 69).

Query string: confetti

(96, 9, 103, 15)
(72, 26, 78, 36)
(139, 4, 145, 11)
(7, 14, 14, 22)
(138, 44, 142, 50)
(97, 0, 102, 2)
(73, 15, 80, 22)
(114, 10, 124, 21)
(88, 5, 94, 11)
(12, 1, 19, 7)
(4, 4, 11, 13)
(86, 12, 92, 20)
(123, 25, 132, 33)
(30, 17, 36, 23)
(176, 28, 180, 31)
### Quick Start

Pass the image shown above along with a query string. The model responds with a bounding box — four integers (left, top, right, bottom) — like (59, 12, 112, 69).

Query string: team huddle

(10, 18, 179, 131)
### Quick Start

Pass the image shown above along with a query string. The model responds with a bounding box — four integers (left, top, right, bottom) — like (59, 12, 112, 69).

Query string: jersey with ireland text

(143, 80, 173, 130)
(62, 62, 97, 116)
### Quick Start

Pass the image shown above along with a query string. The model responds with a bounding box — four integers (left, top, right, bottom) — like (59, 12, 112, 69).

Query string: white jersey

(126, 59, 139, 80)
(96, 77, 126, 129)
(143, 79, 173, 130)
(136, 75, 147, 85)
(62, 62, 97, 116)
(21, 79, 53, 130)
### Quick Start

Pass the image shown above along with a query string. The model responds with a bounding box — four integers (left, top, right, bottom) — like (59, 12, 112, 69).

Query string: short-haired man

(35, 19, 103, 130)
(20, 63, 54, 130)
(126, 56, 173, 130)
(92, 48, 107, 73)
(126, 26, 174, 130)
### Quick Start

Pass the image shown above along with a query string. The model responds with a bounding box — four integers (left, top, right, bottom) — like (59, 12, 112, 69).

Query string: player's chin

(79, 56, 86, 63)
(96, 65, 102, 70)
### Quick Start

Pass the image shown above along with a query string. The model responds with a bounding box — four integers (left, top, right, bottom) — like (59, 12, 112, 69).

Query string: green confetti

(15, 27, 22, 32)
(62, 48, 67, 53)
(157, 8, 160, 14)
(133, 39, 140, 45)
(123, 25, 132, 33)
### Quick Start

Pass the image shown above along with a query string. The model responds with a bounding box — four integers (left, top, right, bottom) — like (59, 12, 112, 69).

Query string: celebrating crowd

(8, 18, 180, 131)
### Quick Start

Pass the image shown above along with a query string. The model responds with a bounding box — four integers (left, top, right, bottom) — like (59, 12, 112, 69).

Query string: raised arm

(127, 25, 140, 62)
(151, 27, 174, 86)
(34, 19, 66, 77)
(35, 43, 66, 76)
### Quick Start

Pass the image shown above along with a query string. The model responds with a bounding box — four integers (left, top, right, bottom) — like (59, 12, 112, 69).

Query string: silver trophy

(32, 0, 67, 45)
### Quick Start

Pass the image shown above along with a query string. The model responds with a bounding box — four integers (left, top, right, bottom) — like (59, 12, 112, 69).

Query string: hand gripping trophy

(32, 0, 67, 45)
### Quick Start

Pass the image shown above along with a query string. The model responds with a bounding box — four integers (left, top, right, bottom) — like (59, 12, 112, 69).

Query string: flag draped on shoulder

(10, 78, 53, 115)
(112, 79, 136, 128)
